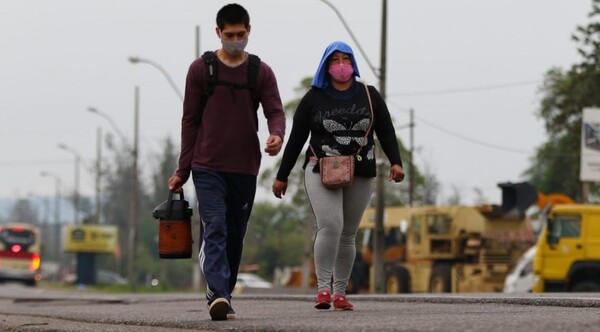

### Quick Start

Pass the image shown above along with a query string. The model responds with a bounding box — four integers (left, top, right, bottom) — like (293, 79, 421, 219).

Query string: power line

(416, 115, 532, 154)
(0, 159, 72, 166)
(389, 80, 540, 97)
(386, 101, 530, 154)
(388, 101, 581, 158)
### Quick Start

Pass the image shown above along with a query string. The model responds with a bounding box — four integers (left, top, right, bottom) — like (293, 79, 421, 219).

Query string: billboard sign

(63, 225, 118, 254)
(580, 108, 600, 181)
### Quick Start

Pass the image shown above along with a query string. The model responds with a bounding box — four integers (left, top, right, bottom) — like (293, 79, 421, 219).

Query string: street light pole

(88, 96, 140, 292)
(196, 25, 201, 59)
(372, 0, 388, 294)
(40, 172, 61, 226)
(319, 0, 380, 78)
(40, 171, 61, 260)
(127, 85, 140, 292)
(128, 56, 183, 102)
(128, 55, 203, 291)
(55, 145, 92, 284)
(57, 144, 81, 224)
(95, 127, 102, 224)
(409, 109, 414, 206)
(87, 107, 129, 148)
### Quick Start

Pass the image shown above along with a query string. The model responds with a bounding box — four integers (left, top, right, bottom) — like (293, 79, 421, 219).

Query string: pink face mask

(328, 63, 354, 83)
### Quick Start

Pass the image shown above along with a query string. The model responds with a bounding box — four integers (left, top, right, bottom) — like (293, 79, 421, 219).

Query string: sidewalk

(1, 285, 599, 331)
(3, 284, 600, 308)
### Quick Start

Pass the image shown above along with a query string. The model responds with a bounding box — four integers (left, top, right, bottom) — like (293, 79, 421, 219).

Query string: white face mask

(221, 39, 248, 56)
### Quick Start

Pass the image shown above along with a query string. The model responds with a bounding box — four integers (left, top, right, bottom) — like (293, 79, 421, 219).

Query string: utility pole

(193, 26, 202, 291)
(409, 109, 415, 206)
(95, 127, 102, 224)
(57, 144, 81, 224)
(74, 155, 80, 224)
(320, 0, 390, 294)
(41, 172, 61, 260)
(196, 25, 201, 59)
(372, 0, 388, 294)
(128, 86, 140, 292)
(54, 178, 61, 261)
(128, 51, 203, 291)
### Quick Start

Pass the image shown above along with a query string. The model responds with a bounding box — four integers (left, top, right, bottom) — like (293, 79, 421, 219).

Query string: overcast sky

(0, 0, 593, 212)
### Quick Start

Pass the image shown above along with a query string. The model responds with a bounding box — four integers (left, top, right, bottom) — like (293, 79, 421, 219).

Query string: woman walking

(272, 41, 405, 310)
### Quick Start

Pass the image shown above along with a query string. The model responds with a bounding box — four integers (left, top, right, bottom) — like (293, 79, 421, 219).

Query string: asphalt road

(0, 284, 599, 331)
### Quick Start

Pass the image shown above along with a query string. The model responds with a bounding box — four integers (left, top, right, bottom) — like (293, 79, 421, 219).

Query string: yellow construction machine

(349, 182, 539, 293)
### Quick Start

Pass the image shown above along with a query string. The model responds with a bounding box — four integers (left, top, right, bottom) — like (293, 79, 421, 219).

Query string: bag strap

(195, 52, 261, 128)
(356, 83, 374, 156)
(309, 83, 374, 159)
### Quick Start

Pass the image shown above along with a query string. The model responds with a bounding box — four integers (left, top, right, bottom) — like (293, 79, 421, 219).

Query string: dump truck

(532, 204, 600, 292)
(501, 192, 575, 293)
(349, 182, 539, 293)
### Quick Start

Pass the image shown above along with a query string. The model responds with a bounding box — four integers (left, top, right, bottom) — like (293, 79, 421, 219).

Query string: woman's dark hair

(216, 4, 250, 30)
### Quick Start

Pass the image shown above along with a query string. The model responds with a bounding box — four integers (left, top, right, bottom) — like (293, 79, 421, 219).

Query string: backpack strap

(195, 51, 218, 124)
(247, 54, 261, 129)
(203, 51, 218, 97)
(247, 54, 261, 112)
(195, 52, 261, 129)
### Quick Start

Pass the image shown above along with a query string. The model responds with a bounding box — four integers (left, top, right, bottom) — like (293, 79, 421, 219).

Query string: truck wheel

(24, 279, 37, 287)
(347, 258, 368, 294)
(385, 267, 410, 293)
(571, 281, 600, 292)
(429, 265, 451, 293)
(347, 271, 361, 294)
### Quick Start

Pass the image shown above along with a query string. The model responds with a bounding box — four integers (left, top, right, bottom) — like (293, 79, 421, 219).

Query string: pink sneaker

(314, 290, 331, 309)
(333, 294, 354, 311)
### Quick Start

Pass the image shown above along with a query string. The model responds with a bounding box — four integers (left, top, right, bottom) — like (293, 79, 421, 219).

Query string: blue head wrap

(311, 41, 361, 89)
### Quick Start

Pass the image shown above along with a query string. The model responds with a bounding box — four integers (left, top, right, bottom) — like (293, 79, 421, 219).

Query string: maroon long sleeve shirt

(175, 52, 286, 182)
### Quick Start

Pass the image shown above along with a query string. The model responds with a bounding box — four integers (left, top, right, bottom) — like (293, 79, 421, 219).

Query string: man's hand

(168, 175, 184, 193)
(264, 135, 283, 156)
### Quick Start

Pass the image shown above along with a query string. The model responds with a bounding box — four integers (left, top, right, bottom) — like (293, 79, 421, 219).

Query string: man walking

(168, 3, 285, 321)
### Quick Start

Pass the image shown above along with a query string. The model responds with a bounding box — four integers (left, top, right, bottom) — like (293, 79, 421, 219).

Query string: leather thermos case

(152, 191, 193, 259)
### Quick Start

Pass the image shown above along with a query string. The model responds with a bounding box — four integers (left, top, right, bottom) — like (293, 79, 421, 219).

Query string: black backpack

(196, 51, 261, 129)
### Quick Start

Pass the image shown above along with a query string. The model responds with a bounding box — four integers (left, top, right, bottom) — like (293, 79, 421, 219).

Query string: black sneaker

(227, 307, 236, 320)
(208, 298, 230, 321)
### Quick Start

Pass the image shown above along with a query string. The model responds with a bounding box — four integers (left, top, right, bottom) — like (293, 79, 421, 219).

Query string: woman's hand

(388, 164, 405, 183)
(272, 179, 288, 199)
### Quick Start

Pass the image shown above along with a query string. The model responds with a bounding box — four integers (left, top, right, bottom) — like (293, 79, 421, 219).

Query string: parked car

(96, 270, 127, 286)
(63, 269, 127, 286)
(236, 273, 272, 289)
(503, 246, 536, 293)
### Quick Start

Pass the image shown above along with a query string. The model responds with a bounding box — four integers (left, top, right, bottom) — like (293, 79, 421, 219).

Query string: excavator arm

(536, 193, 575, 210)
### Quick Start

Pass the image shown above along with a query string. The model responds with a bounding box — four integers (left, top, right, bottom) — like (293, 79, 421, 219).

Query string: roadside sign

(63, 225, 118, 254)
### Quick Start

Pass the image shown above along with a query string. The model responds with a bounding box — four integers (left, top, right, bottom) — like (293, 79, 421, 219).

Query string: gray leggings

(304, 159, 374, 295)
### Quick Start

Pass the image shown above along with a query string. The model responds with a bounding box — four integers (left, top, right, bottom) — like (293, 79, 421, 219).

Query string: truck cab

(533, 204, 600, 292)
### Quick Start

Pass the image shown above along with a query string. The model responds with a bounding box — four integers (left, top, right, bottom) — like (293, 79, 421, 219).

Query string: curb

(234, 293, 600, 308)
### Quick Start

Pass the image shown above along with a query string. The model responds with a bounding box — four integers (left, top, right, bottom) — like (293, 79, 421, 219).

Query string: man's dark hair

(216, 4, 250, 30)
